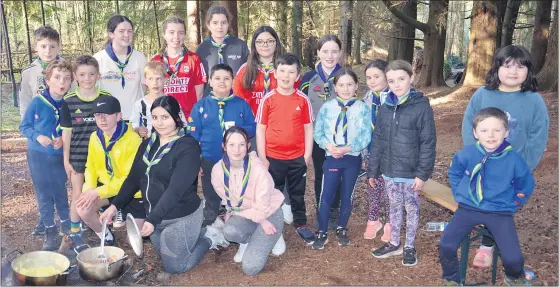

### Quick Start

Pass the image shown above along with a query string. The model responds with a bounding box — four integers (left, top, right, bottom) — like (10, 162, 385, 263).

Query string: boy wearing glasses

(75, 95, 144, 248)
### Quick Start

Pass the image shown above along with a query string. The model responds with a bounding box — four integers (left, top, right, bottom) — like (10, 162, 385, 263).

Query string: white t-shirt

(94, 49, 147, 120)
(130, 97, 188, 137)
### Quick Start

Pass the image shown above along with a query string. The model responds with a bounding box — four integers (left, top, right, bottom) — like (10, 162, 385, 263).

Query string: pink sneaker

(473, 248, 492, 268)
(363, 220, 382, 239)
(380, 223, 391, 243)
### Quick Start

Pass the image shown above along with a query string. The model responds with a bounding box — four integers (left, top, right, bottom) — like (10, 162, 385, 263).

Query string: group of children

(18, 5, 549, 284)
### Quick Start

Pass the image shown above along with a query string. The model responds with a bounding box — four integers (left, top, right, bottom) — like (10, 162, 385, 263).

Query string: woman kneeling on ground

(211, 126, 285, 276)
(100, 96, 226, 274)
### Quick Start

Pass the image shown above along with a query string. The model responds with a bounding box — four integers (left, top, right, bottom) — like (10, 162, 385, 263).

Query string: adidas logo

(75, 108, 82, 114)
(295, 106, 301, 111)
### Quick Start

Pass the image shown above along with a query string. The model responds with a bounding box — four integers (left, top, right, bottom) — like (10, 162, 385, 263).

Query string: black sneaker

(312, 231, 328, 250)
(296, 225, 316, 245)
(42, 227, 58, 251)
(402, 247, 418, 266)
(59, 220, 71, 236)
(32, 221, 46, 235)
(328, 208, 340, 230)
(336, 227, 350, 246)
(372, 242, 403, 258)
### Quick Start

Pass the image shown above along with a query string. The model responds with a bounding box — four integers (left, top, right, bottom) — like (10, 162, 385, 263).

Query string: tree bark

(340, 0, 353, 62)
(23, 0, 32, 64)
(530, 0, 553, 73)
(152, 0, 161, 49)
(187, 0, 200, 50)
(500, 0, 522, 47)
(388, 0, 417, 63)
(1, 0, 18, 106)
(40, 0, 46, 26)
(353, 24, 362, 64)
(462, 0, 498, 87)
(458, 0, 466, 60)
(536, 7, 558, 91)
(292, 0, 303, 58)
(446, 1, 456, 58)
(220, 0, 238, 35)
(199, 0, 211, 38)
(495, 0, 507, 48)
(85, 0, 93, 54)
(115, 0, 120, 14)
(278, 0, 289, 52)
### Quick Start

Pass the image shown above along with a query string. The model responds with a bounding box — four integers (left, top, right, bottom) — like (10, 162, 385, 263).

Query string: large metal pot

(76, 246, 128, 281)
(8, 250, 71, 286)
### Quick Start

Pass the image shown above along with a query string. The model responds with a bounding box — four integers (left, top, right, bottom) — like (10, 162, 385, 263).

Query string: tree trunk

(199, 0, 212, 38)
(495, 0, 507, 48)
(446, 1, 456, 58)
(388, 0, 417, 63)
(536, 8, 558, 91)
(340, 0, 353, 65)
(187, 0, 199, 50)
(305, 36, 317, 68)
(458, 0, 466, 60)
(530, 0, 553, 73)
(278, 0, 289, 52)
(353, 25, 362, 64)
(416, 0, 448, 87)
(152, 0, 161, 49)
(220, 1, 238, 35)
(22, 0, 32, 64)
(463, 0, 498, 87)
(292, 0, 302, 58)
(40, 0, 46, 26)
(115, 0, 120, 14)
(500, 0, 522, 47)
(1, 0, 18, 106)
(85, 0, 93, 54)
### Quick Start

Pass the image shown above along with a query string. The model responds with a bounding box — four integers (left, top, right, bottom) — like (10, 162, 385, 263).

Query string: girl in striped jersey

(362, 59, 391, 242)
(152, 16, 206, 118)
(61, 56, 112, 249)
(300, 35, 344, 229)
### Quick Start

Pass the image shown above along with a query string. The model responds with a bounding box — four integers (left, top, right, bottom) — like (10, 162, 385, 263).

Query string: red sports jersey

(152, 51, 206, 117)
(233, 63, 300, 116)
(255, 89, 314, 160)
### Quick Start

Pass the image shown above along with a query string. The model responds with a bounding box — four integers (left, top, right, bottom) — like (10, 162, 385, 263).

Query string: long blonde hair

(158, 16, 188, 57)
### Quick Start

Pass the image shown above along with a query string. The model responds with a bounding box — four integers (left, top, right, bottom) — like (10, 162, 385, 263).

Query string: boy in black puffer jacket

(367, 60, 436, 267)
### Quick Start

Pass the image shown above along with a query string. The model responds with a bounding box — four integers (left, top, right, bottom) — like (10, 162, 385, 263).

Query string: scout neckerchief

(104, 43, 133, 88)
(260, 62, 274, 94)
(384, 88, 415, 107)
(221, 154, 251, 212)
(163, 47, 187, 79)
(316, 62, 341, 101)
(368, 87, 388, 131)
(142, 128, 185, 175)
(38, 88, 63, 139)
(333, 96, 358, 146)
(211, 34, 230, 64)
(211, 92, 236, 135)
(469, 141, 513, 206)
(96, 120, 128, 179)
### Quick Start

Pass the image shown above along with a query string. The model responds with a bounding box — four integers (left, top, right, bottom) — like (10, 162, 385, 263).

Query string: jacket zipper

(146, 145, 164, 214)
(388, 105, 398, 174)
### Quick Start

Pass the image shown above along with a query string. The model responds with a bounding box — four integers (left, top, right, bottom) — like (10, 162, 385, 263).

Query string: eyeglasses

(255, 40, 276, 47)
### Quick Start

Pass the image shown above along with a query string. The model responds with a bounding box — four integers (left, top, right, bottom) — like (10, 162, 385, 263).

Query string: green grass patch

(1, 84, 21, 132)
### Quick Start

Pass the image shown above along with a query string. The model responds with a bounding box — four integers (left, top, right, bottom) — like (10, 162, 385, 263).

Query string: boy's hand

(76, 188, 100, 209)
(368, 178, 376, 188)
(36, 135, 53, 147)
(64, 160, 76, 180)
(52, 137, 63, 150)
(138, 127, 148, 138)
(411, 177, 425, 192)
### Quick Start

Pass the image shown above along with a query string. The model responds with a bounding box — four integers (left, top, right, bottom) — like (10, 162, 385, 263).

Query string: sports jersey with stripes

(60, 88, 112, 173)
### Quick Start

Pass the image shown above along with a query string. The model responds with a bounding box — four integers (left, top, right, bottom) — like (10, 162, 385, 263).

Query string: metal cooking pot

(76, 246, 128, 281)
(8, 250, 72, 286)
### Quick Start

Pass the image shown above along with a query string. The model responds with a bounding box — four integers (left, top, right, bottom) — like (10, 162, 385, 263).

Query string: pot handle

(61, 264, 76, 275)
(107, 254, 128, 272)
(4, 250, 22, 263)
(56, 264, 75, 286)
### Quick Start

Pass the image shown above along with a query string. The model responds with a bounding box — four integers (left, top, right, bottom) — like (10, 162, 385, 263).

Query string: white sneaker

(281, 204, 293, 225)
(204, 225, 229, 250)
(211, 217, 225, 230)
(271, 234, 286, 256)
(234, 243, 248, 263)
(113, 210, 125, 228)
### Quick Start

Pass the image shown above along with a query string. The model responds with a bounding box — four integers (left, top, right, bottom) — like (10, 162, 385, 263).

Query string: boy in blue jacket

(439, 107, 535, 286)
(188, 64, 256, 226)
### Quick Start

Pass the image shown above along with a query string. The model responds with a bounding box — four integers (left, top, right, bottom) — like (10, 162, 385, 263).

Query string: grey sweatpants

(150, 203, 211, 274)
(223, 208, 284, 276)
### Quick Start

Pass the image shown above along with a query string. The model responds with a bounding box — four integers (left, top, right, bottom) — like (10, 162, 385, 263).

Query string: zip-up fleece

(112, 134, 202, 226)
(448, 144, 535, 214)
(211, 151, 284, 223)
(300, 69, 338, 118)
(367, 90, 436, 181)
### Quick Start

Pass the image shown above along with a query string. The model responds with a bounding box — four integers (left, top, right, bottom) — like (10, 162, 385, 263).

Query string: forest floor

(1, 75, 557, 285)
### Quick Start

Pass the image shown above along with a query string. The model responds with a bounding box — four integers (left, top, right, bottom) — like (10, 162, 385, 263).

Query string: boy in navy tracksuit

(188, 64, 256, 226)
(439, 107, 535, 286)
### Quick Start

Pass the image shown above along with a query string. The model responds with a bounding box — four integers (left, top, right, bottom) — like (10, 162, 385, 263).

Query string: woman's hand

(76, 188, 100, 209)
(411, 177, 425, 192)
(99, 205, 117, 225)
(140, 221, 155, 237)
(138, 127, 148, 138)
(260, 219, 277, 235)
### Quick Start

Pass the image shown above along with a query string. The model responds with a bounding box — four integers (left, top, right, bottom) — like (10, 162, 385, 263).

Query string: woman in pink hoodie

(211, 126, 285, 276)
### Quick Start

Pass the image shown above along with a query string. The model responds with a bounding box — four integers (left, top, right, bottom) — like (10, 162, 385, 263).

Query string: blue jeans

(27, 149, 70, 227)
(318, 155, 361, 232)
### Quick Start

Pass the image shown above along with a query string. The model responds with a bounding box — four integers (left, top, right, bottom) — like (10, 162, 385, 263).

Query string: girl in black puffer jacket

(367, 60, 436, 267)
